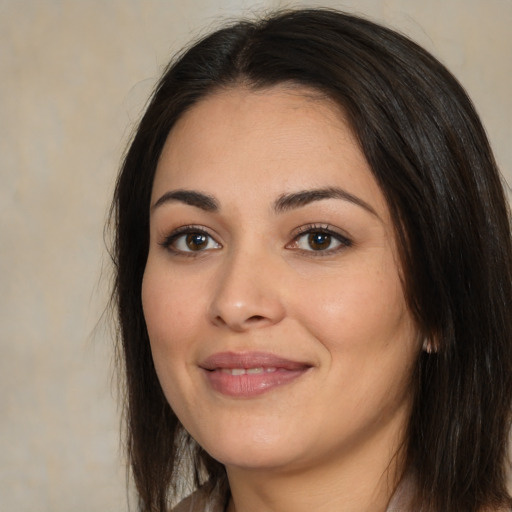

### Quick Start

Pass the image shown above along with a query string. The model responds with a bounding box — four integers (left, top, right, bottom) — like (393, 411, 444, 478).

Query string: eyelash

(159, 225, 220, 257)
(289, 224, 353, 256)
(159, 223, 352, 257)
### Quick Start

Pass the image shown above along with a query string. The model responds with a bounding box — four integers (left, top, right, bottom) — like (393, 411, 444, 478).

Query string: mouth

(199, 351, 312, 398)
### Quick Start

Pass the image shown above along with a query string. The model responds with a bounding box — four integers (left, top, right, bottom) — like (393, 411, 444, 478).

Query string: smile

(199, 352, 312, 398)
(220, 367, 277, 375)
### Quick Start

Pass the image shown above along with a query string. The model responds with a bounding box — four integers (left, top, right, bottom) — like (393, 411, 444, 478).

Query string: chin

(195, 425, 312, 471)
(210, 446, 300, 472)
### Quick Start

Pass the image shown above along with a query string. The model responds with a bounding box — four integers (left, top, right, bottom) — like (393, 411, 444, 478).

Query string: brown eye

(289, 226, 351, 254)
(186, 233, 208, 251)
(307, 232, 332, 251)
(164, 228, 221, 254)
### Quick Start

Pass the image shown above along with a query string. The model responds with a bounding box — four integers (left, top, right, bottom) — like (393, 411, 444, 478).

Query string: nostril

(215, 316, 228, 326)
(247, 315, 266, 323)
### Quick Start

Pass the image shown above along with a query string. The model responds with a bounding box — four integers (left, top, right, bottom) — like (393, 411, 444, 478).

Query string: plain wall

(1, 1, 510, 510)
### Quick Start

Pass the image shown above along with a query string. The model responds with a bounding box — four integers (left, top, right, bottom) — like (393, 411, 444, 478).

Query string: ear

(422, 336, 438, 354)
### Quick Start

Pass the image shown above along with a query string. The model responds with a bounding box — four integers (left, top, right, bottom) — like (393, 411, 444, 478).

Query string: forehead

(152, 85, 388, 220)
(161, 84, 350, 158)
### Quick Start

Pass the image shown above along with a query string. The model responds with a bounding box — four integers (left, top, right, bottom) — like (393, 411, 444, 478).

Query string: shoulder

(171, 489, 225, 512)
(385, 472, 415, 512)
(386, 472, 512, 512)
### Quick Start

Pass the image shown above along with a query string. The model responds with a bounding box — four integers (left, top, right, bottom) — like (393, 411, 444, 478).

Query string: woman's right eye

(161, 228, 221, 254)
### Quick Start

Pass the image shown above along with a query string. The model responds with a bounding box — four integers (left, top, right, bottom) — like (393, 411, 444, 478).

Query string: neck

(225, 422, 408, 512)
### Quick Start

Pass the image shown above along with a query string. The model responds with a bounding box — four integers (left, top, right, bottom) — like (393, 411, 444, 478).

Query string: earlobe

(422, 337, 438, 354)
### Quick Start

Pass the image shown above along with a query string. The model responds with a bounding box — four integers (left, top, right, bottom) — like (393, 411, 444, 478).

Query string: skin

(142, 86, 421, 512)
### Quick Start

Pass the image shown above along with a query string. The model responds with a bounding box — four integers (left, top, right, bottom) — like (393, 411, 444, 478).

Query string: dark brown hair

(110, 8, 512, 511)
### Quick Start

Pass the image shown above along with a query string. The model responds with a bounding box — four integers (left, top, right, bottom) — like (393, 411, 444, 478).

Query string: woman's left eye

(289, 227, 352, 253)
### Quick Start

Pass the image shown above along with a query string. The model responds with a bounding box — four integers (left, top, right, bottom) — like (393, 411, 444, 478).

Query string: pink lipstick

(199, 352, 311, 398)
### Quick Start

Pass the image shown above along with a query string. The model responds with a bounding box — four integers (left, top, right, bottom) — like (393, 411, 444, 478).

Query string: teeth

(247, 367, 263, 374)
(220, 368, 247, 375)
(220, 367, 279, 375)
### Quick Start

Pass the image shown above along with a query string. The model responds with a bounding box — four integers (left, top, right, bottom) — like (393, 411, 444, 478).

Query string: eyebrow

(151, 186, 377, 216)
(152, 189, 219, 212)
(274, 187, 378, 216)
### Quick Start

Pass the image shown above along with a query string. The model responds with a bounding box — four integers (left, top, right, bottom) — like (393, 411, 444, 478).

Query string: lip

(199, 351, 312, 398)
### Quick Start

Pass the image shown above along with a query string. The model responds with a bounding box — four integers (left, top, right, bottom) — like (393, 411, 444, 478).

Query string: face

(142, 86, 420, 474)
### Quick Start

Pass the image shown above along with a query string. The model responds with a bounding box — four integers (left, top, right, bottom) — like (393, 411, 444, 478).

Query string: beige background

(1, 1, 510, 510)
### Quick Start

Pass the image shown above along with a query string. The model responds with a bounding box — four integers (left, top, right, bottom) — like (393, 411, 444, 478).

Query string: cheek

(294, 266, 409, 350)
(297, 270, 418, 426)
(141, 265, 201, 413)
(141, 263, 204, 349)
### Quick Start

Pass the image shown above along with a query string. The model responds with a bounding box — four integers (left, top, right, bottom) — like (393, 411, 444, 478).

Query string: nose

(208, 248, 286, 332)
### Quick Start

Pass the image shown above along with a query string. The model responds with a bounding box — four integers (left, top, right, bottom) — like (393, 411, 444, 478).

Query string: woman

(110, 8, 512, 512)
